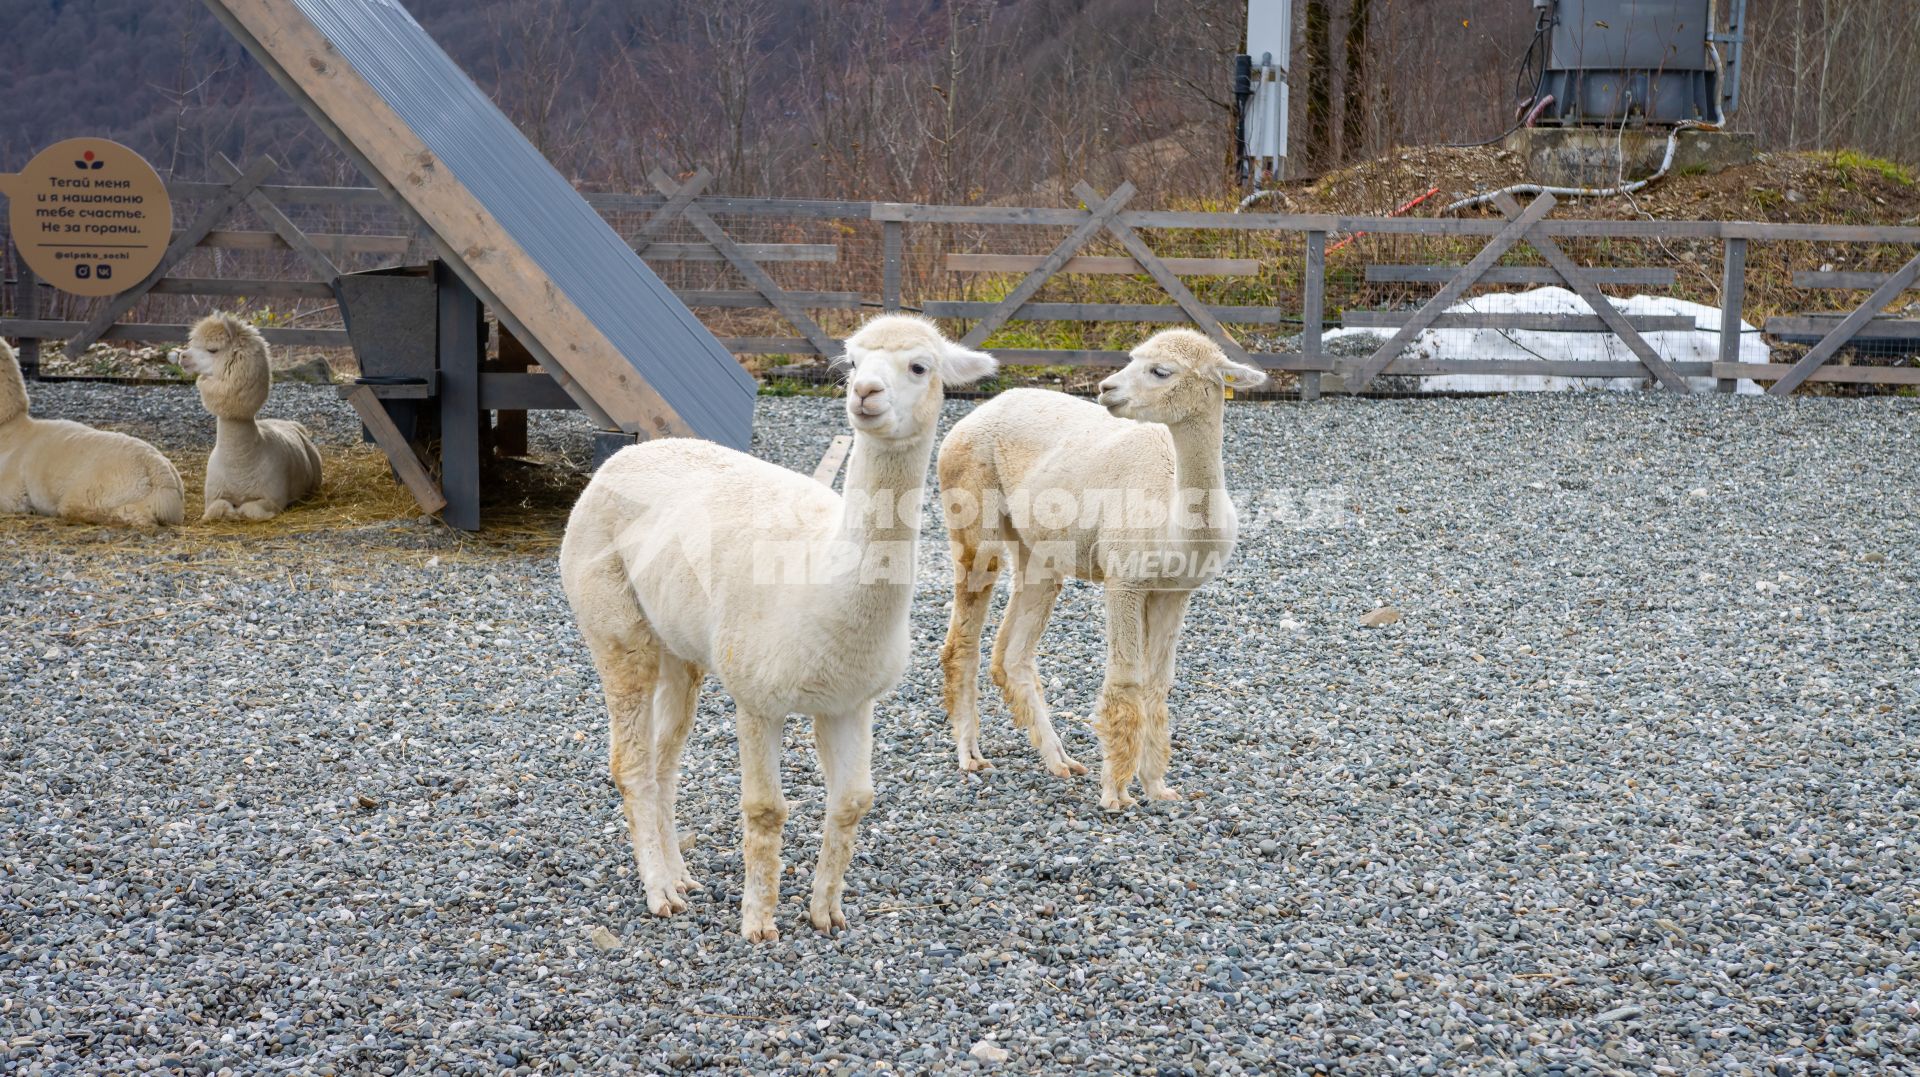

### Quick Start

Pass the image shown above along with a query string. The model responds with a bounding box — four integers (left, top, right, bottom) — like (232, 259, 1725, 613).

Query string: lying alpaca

(560, 314, 995, 940)
(179, 314, 322, 521)
(938, 329, 1265, 810)
(0, 338, 184, 527)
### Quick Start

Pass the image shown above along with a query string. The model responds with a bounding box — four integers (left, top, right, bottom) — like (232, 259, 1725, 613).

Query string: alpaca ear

(1216, 358, 1268, 389)
(940, 342, 997, 386)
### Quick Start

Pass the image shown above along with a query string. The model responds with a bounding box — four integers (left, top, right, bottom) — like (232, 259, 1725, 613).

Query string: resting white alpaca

(0, 338, 184, 527)
(178, 314, 322, 521)
(559, 314, 995, 941)
(938, 329, 1266, 810)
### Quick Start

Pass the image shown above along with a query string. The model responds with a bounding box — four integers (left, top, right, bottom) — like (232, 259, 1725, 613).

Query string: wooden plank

(1723, 222, 1920, 244)
(1492, 192, 1688, 393)
(718, 336, 833, 353)
(14, 250, 41, 378)
(478, 371, 576, 411)
(1072, 180, 1257, 367)
(340, 383, 447, 514)
(169, 180, 392, 207)
(1768, 250, 1920, 395)
(150, 277, 338, 299)
(215, 153, 341, 282)
(1714, 362, 1920, 386)
(1302, 230, 1325, 402)
(1347, 192, 1558, 391)
(193, 230, 412, 256)
(922, 300, 1287, 324)
(812, 434, 852, 486)
(1365, 265, 1677, 287)
(1718, 238, 1747, 393)
(1342, 312, 1697, 332)
(675, 289, 864, 309)
(630, 167, 712, 251)
(1792, 270, 1920, 291)
(946, 253, 1260, 276)
(590, 193, 876, 219)
(650, 168, 838, 358)
(489, 326, 534, 456)
(882, 219, 903, 313)
(4, 318, 348, 348)
(1373, 358, 1715, 378)
(65, 156, 280, 359)
(638, 242, 838, 263)
(958, 183, 1136, 349)
(1764, 316, 1920, 341)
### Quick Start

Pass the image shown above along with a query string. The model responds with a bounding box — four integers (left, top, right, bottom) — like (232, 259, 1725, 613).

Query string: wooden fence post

(1717, 237, 1747, 393)
(13, 243, 42, 379)
(1302, 230, 1325, 401)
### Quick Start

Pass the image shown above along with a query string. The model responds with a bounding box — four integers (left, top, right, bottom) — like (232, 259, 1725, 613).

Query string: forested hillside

(1, 0, 1914, 202)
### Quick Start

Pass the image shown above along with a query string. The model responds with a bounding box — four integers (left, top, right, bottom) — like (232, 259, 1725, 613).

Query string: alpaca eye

(1151, 366, 1171, 379)
(909, 363, 928, 376)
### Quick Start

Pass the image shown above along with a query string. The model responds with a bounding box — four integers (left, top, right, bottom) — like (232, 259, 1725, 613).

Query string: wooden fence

(5, 161, 1920, 398)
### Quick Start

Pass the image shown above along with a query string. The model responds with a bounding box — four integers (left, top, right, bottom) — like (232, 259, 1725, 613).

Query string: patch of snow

(1326, 286, 1766, 394)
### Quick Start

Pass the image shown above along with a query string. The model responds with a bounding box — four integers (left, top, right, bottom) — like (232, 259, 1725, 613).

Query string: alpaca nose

(853, 380, 885, 402)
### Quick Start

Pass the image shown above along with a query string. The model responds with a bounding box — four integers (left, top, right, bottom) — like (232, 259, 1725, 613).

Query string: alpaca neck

(838, 426, 935, 546)
(1166, 401, 1229, 538)
(215, 415, 264, 450)
(0, 351, 28, 429)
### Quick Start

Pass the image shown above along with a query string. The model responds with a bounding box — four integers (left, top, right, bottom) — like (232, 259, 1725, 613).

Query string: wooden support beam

(1071, 181, 1256, 367)
(67, 156, 280, 359)
(1715, 362, 1920, 386)
(1490, 192, 1688, 393)
(1763, 316, 1920, 341)
(1717, 238, 1747, 393)
(960, 183, 1135, 349)
(649, 168, 838, 358)
(1301, 230, 1325, 402)
(341, 383, 446, 515)
(215, 153, 341, 283)
(812, 435, 853, 486)
(946, 253, 1260, 276)
(3, 318, 348, 348)
(149, 278, 337, 299)
(922, 300, 1287, 324)
(1768, 250, 1920, 396)
(630, 167, 713, 252)
(1341, 313, 1697, 333)
(882, 220, 903, 312)
(1365, 265, 1676, 287)
(437, 263, 483, 531)
(1346, 192, 1558, 392)
(191, 230, 412, 256)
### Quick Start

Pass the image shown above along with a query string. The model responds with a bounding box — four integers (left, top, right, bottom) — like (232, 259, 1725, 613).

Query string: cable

(1442, 6, 1553, 149)
(1439, 120, 1710, 214)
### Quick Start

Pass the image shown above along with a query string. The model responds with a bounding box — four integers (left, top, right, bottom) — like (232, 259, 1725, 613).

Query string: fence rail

(5, 161, 1919, 397)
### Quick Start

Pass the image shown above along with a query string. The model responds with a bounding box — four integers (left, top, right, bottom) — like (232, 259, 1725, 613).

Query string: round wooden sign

(6, 138, 173, 297)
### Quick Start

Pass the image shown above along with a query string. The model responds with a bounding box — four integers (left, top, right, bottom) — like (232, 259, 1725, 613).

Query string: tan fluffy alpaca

(179, 314, 322, 521)
(937, 329, 1266, 810)
(0, 338, 185, 527)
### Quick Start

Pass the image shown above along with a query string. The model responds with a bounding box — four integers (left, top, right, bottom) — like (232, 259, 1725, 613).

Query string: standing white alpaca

(937, 329, 1265, 810)
(178, 313, 322, 521)
(559, 314, 995, 941)
(0, 338, 185, 527)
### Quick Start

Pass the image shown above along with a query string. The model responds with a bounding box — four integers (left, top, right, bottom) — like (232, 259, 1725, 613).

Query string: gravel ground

(3, 383, 1918, 1075)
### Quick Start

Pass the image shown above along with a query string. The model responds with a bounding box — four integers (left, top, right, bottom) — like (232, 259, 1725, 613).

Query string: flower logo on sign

(73, 150, 104, 171)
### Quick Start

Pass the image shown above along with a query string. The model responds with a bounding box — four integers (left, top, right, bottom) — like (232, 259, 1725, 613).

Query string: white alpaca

(178, 314, 322, 521)
(559, 314, 996, 941)
(937, 329, 1266, 810)
(0, 338, 185, 527)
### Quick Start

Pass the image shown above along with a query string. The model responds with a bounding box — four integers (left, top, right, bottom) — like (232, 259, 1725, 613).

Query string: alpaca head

(180, 313, 272, 420)
(1096, 328, 1266, 425)
(838, 315, 996, 443)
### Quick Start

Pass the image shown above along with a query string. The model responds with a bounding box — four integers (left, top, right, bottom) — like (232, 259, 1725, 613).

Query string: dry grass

(0, 443, 584, 566)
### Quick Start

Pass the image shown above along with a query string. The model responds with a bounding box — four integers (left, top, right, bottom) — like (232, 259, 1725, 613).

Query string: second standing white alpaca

(559, 314, 995, 941)
(180, 313, 322, 521)
(937, 329, 1266, 810)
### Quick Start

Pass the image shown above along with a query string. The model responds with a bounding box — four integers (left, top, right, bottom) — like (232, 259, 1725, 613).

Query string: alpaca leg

(652, 657, 703, 897)
(737, 710, 789, 942)
(202, 499, 236, 521)
(1139, 590, 1192, 802)
(1093, 586, 1150, 811)
(997, 574, 1086, 779)
(588, 634, 682, 916)
(809, 703, 876, 934)
(236, 498, 281, 521)
(940, 539, 1000, 772)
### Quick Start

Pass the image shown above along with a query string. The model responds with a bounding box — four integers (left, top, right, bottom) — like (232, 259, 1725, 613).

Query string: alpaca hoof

(1146, 785, 1182, 801)
(1047, 754, 1089, 778)
(646, 888, 688, 916)
(741, 914, 780, 942)
(958, 753, 994, 773)
(202, 500, 234, 521)
(674, 875, 704, 895)
(809, 900, 848, 934)
(1099, 790, 1137, 812)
